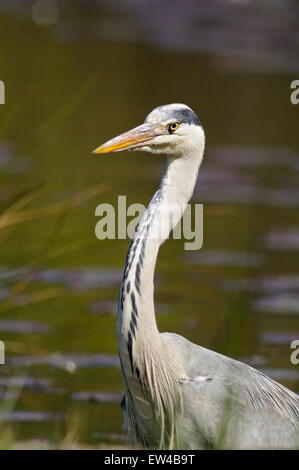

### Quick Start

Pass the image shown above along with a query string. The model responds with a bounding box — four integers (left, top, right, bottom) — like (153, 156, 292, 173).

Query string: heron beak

(92, 123, 162, 154)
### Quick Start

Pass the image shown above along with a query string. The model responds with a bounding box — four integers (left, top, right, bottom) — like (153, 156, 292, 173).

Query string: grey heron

(93, 103, 299, 449)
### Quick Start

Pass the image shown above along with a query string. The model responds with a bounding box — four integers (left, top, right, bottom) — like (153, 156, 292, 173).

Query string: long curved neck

(117, 144, 204, 447)
(119, 157, 199, 334)
(117, 148, 203, 370)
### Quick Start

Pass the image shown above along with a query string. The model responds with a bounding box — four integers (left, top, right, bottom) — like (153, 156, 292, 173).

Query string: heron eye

(168, 122, 180, 133)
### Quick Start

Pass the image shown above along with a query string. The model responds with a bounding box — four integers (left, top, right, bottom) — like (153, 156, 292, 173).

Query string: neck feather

(117, 153, 201, 341)
(117, 145, 204, 447)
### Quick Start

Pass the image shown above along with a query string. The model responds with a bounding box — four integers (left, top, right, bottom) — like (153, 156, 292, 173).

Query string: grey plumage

(95, 104, 299, 449)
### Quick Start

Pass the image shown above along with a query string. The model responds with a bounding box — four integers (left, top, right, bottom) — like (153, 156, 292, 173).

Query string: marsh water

(0, 1, 298, 447)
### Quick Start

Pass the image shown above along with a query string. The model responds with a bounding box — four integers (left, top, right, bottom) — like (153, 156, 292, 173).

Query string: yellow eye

(168, 122, 179, 133)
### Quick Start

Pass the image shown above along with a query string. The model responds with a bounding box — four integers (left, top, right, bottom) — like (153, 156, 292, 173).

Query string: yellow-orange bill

(92, 123, 161, 154)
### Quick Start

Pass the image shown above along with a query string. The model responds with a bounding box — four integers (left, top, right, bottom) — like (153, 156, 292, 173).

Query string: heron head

(92, 103, 204, 157)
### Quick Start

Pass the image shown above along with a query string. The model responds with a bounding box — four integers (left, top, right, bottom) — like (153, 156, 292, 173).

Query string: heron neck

(116, 151, 203, 447)
(117, 151, 202, 357)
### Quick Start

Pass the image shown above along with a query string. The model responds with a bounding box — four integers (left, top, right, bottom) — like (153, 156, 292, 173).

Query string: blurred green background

(0, 0, 298, 449)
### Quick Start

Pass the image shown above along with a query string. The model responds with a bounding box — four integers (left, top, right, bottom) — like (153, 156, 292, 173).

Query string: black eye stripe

(145, 105, 202, 128)
(169, 108, 201, 126)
